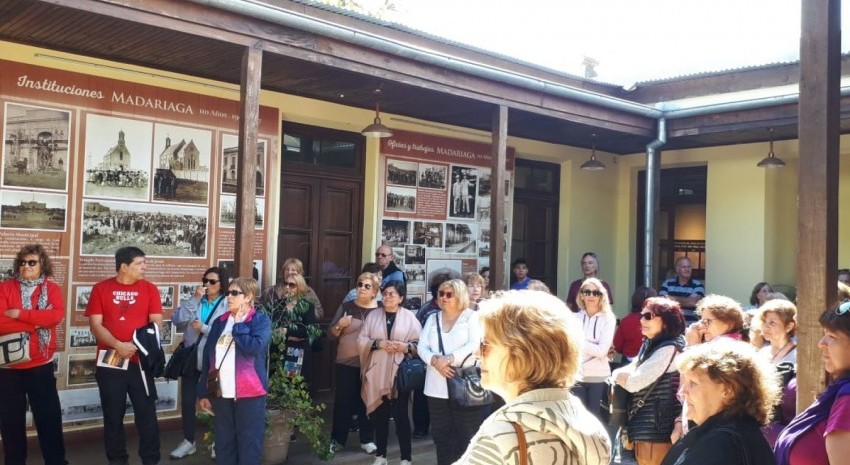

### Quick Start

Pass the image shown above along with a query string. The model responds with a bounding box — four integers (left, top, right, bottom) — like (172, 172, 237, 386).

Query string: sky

(361, 0, 849, 87)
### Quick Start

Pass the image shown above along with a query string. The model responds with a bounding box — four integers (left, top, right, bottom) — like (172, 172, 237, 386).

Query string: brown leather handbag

(206, 339, 233, 399)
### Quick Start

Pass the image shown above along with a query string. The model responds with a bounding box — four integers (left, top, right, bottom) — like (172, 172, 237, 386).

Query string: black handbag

(600, 378, 631, 427)
(436, 315, 492, 409)
(396, 355, 426, 392)
(164, 341, 197, 380)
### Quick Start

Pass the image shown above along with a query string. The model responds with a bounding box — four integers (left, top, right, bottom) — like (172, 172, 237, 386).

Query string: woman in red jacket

(0, 244, 67, 465)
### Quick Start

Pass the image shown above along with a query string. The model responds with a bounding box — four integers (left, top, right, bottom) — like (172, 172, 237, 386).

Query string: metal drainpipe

(644, 118, 666, 288)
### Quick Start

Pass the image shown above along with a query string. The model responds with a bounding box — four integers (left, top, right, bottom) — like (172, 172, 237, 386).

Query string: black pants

(427, 397, 485, 465)
(95, 363, 161, 465)
(180, 369, 200, 443)
(573, 381, 606, 419)
(369, 392, 412, 460)
(331, 364, 374, 445)
(411, 386, 430, 433)
(0, 362, 67, 465)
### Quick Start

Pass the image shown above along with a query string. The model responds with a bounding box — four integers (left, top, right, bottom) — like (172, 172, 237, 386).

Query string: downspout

(644, 119, 666, 288)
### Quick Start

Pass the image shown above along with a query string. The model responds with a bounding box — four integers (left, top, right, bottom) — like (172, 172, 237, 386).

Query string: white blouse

(214, 316, 237, 399)
(418, 309, 481, 399)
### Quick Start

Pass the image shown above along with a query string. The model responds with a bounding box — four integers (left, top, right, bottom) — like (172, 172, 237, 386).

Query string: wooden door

(510, 159, 560, 291)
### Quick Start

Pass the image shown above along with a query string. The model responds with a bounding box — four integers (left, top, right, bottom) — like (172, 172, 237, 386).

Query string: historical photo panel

(68, 327, 96, 348)
(0, 190, 67, 231)
(412, 221, 443, 248)
(75, 285, 93, 311)
(386, 186, 416, 213)
(449, 165, 477, 219)
(381, 219, 409, 247)
(445, 222, 477, 254)
(404, 244, 425, 265)
(2, 102, 72, 191)
(67, 354, 97, 387)
(221, 134, 266, 197)
(219, 195, 265, 229)
(158, 286, 174, 309)
(0, 258, 13, 282)
(82, 113, 153, 201)
(386, 159, 418, 187)
(151, 123, 212, 205)
(418, 163, 447, 190)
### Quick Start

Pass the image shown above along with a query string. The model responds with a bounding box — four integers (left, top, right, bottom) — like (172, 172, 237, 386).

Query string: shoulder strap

(435, 313, 445, 355)
(511, 422, 528, 465)
(216, 338, 234, 371)
(629, 347, 677, 417)
(205, 295, 225, 325)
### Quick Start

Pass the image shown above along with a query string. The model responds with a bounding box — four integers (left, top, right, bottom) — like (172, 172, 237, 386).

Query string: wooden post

(490, 105, 508, 291)
(234, 42, 263, 279)
(796, 0, 840, 410)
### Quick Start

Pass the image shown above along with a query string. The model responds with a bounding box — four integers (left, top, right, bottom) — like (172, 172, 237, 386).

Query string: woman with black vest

(612, 296, 686, 465)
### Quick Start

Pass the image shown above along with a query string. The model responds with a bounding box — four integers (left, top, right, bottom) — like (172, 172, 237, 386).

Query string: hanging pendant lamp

(580, 134, 606, 171)
(361, 88, 393, 138)
(757, 128, 786, 168)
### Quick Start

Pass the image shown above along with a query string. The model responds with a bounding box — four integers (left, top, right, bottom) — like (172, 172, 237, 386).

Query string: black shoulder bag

(436, 314, 493, 409)
(601, 347, 677, 426)
(164, 296, 222, 380)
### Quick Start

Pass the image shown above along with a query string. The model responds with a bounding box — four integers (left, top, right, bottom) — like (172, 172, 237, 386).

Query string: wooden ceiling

(1, 0, 845, 155)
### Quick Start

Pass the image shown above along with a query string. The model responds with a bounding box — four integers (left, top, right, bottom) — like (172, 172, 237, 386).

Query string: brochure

(97, 349, 129, 370)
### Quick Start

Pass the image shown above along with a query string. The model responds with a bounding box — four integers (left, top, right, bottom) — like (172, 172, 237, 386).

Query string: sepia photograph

(75, 286, 93, 311)
(381, 219, 409, 247)
(0, 190, 67, 231)
(385, 186, 416, 213)
(219, 195, 265, 229)
(478, 227, 491, 257)
(221, 134, 266, 197)
(82, 113, 153, 201)
(2, 102, 71, 191)
(404, 244, 426, 265)
(478, 168, 491, 197)
(445, 222, 477, 254)
(68, 327, 97, 348)
(412, 221, 443, 248)
(152, 123, 212, 205)
(449, 165, 477, 219)
(402, 294, 423, 312)
(418, 163, 447, 190)
(158, 286, 174, 309)
(404, 265, 426, 285)
(386, 159, 418, 187)
(81, 199, 207, 257)
(160, 320, 173, 346)
(426, 259, 462, 286)
(67, 354, 97, 386)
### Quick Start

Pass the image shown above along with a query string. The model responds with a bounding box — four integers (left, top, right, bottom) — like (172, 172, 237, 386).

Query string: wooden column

(490, 105, 508, 291)
(234, 42, 263, 279)
(796, 0, 840, 410)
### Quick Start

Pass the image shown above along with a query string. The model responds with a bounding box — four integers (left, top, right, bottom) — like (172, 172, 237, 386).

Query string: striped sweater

(453, 388, 611, 465)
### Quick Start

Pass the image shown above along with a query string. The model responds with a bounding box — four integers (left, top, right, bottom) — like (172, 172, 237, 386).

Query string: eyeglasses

(224, 290, 244, 297)
(836, 300, 850, 316)
(438, 290, 454, 299)
(285, 282, 297, 289)
(479, 339, 491, 357)
(581, 289, 603, 297)
(357, 281, 373, 290)
(17, 259, 39, 267)
(382, 291, 400, 298)
(701, 318, 715, 325)
(375, 253, 389, 258)
(202, 278, 219, 285)
(640, 312, 655, 321)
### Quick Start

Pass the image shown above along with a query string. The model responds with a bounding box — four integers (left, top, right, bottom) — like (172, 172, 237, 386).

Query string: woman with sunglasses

(358, 280, 422, 465)
(612, 297, 686, 465)
(774, 300, 850, 465)
(198, 277, 271, 465)
(418, 279, 484, 465)
(328, 272, 381, 454)
(573, 277, 617, 416)
(455, 290, 610, 465)
(0, 244, 67, 465)
(169, 266, 229, 459)
(260, 274, 318, 376)
(279, 257, 324, 319)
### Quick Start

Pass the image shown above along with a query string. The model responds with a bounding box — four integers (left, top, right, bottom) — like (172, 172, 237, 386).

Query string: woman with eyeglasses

(774, 300, 850, 465)
(0, 244, 67, 465)
(418, 278, 484, 465)
(455, 290, 611, 465)
(573, 277, 617, 416)
(328, 272, 380, 454)
(464, 272, 487, 310)
(198, 277, 271, 465)
(756, 299, 797, 447)
(612, 297, 685, 465)
(358, 280, 422, 465)
(279, 257, 324, 319)
(169, 266, 229, 459)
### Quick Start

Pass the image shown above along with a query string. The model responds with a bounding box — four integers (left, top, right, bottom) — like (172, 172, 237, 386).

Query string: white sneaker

(211, 442, 216, 460)
(371, 457, 387, 465)
(401, 460, 413, 465)
(169, 439, 197, 459)
(361, 442, 378, 454)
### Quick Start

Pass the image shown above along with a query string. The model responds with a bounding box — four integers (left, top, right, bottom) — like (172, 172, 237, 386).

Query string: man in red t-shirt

(85, 246, 163, 465)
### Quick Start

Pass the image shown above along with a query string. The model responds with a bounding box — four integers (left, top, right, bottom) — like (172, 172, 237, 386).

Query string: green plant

(195, 411, 215, 452)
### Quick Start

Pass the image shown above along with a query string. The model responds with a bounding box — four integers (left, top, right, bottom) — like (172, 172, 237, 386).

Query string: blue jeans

(573, 381, 606, 420)
(212, 396, 267, 465)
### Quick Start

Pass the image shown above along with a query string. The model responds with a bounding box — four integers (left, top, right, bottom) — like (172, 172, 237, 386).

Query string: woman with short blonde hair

(463, 272, 486, 309)
(573, 277, 616, 417)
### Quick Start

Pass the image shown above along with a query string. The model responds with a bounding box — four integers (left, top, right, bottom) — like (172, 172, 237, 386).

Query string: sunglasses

(375, 253, 390, 258)
(17, 259, 39, 267)
(581, 289, 603, 297)
(438, 290, 454, 299)
(357, 281, 373, 290)
(836, 300, 850, 316)
(479, 339, 491, 356)
(202, 278, 219, 285)
(640, 312, 655, 321)
(224, 290, 244, 297)
(285, 282, 297, 289)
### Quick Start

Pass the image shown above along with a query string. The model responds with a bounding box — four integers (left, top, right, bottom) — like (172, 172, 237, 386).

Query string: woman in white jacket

(573, 277, 616, 417)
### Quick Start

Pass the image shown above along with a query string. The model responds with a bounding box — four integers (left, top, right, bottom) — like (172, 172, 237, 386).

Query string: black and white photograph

(478, 168, 491, 197)
(479, 227, 491, 257)
(152, 123, 212, 205)
(82, 113, 153, 200)
(221, 134, 266, 197)
(417, 163, 447, 189)
(75, 286, 92, 311)
(0, 259, 14, 283)
(445, 222, 477, 254)
(381, 219, 409, 247)
(158, 286, 174, 309)
(68, 327, 97, 348)
(386, 159, 418, 187)
(0, 190, 67, 231)
(476, 195, 491, 222)
(219, 195, 265, 229)
(426, 259, 462, 286)
(2, 102, 71, 191)
(67, 354, 97, 386)
(59, 387, 105, 423)
(404, 244, 425, 265)
(179, 283, 198, 305)
(449, 165, 477, 219)
(218, 259, 263, 290)
(402, 294, 423, 312)
(392, 248, 405, 268)
(386, 186, 416, 213)
(404, 265, 426, 285)
(148, 381, 178, 413)
(160, 320, 173, 346)
(81, 199, 207, 257)
(52, 353, 61, 373)
(412, 221, 444, 248)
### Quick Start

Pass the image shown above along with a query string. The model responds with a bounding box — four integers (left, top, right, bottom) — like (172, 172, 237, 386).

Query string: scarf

(774, 376, 850, 465)
(17, 275, 51, 356)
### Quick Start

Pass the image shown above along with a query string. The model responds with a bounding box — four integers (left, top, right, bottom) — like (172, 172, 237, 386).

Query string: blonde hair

(230, 277, 259, 301)
(677, 339, 781, 426)
(285, 274, 309, 297)
(576, 277, 612, 313)
(356, 272, 381, 297)
(838, 281, 850, 301)
(696, 294, 744, 333)
(281, 257, 304, 275)
(479, 290, 583, 392)
(464, 272, 486, 289)
(439, 279, 470, 311)
(526, 280, 551, 293)
(757, 299, 797, 338)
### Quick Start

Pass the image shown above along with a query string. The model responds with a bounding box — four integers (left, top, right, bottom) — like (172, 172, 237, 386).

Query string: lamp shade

(361, 117, 393, 138)
(757, 152, 785, 168)
(580, 154, 606, 171)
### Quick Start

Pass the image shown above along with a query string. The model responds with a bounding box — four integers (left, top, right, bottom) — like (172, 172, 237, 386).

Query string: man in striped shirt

(659, 257, 704, 322)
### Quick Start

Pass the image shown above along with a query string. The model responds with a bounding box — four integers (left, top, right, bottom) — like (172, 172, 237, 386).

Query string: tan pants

(634, 441, 672, 465)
